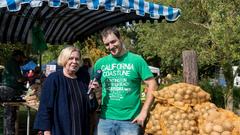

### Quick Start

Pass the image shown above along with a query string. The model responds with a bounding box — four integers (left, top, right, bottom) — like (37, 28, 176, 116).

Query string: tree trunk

(182, 50, 198, 85)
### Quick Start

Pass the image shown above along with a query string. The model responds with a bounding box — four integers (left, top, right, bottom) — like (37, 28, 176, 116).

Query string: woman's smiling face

(64, 51, 80, 74)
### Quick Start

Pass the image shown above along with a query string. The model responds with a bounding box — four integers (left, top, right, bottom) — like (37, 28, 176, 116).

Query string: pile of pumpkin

(23, 83, 41, 108)
(145, 83, 240, 135)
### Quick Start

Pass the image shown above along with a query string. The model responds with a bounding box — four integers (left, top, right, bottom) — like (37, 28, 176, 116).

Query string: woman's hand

(88, 80, 100, 93)
(89, 80, 100, 89)
(88, 80, 101, 99)
(44, 131, 51, 135)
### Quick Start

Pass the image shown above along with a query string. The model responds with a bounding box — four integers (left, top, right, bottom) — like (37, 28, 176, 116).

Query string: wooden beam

(182, 50, 198, 85)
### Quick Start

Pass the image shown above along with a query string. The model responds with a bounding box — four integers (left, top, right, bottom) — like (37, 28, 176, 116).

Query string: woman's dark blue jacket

(33, 69, 97, 135)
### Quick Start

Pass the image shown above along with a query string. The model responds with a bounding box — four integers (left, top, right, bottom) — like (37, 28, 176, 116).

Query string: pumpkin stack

(23, 83, 41, 108)
(145, 83, 240, 135)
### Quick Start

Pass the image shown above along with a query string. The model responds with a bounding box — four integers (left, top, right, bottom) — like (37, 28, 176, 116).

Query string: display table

(1, 101, 38, 135)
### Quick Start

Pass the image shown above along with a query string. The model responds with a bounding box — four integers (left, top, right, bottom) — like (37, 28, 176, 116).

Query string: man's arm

(132, 77, 158, 126)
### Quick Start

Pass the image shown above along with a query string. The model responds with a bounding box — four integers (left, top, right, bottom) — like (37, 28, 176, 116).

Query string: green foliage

(233, 87, 240, 111)
(80, 0, 239, 81)
(41, 45, 65, 64)
(199, 79, 225, 108)
(0, 43, 28, 65)
(124, 0, 240, 80)
(74, 36, 107, 64)
(132, 21, 208, 75)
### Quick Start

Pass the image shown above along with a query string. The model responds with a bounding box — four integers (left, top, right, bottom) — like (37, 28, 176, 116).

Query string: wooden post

(182, 50, 198, 85)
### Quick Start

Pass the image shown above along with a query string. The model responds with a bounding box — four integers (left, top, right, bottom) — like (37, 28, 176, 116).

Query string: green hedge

(199, 79, 225, 108)
(233, 87, 240, 112)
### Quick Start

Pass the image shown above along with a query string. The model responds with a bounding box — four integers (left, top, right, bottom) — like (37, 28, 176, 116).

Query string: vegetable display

(145, 83, 240, 135)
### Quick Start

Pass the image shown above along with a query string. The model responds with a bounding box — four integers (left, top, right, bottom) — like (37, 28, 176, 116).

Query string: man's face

(102, 32, 124, 57)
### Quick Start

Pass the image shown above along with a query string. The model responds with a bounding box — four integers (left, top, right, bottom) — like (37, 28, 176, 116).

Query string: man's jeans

(95, 118, 141, 135)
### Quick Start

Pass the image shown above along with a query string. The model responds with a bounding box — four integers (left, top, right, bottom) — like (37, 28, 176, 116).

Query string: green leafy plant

(199, 79, 225, 108)
(233, 87, 240, 113)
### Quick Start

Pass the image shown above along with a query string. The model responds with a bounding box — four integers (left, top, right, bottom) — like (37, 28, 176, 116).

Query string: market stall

(0, 83, 40, 135)
(1, 102, 37, 135)
(0, 0, 182, 134)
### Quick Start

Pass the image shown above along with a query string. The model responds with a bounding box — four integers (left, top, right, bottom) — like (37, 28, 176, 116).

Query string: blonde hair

(57, 46, 82, 67)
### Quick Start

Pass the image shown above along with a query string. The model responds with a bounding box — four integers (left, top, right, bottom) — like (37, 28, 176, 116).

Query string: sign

(45, 65, 56, 77)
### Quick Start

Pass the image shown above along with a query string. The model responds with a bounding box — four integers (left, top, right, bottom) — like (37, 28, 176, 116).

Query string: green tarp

(32, 26, 47, 54)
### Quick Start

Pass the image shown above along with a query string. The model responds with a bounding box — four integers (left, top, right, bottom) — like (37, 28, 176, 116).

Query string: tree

(41, 45, 64, 64)
(74, 35, 107, 64)
(129, 0, 240, 77)
(0, 43, 28, 65)
(130, 0, 240, 109)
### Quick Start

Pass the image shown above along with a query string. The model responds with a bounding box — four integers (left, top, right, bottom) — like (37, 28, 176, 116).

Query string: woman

(34, 46, 98, 135)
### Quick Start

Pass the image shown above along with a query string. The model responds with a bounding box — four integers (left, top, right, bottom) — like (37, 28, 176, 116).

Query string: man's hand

(131, 111, 147, 127)
(132, 78, 157, 127)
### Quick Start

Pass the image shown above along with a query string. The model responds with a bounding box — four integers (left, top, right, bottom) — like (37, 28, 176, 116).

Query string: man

(1, 50, 27, 135)
(93, 26, 158, 135)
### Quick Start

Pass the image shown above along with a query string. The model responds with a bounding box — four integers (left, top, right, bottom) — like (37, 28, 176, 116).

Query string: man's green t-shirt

(94, 52, 153, 120)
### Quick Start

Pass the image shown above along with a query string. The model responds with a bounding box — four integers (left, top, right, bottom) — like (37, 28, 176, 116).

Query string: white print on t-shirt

(101, 63, 135, 101)
(101, 63, 134, 71)
(101, 63, 134, 77)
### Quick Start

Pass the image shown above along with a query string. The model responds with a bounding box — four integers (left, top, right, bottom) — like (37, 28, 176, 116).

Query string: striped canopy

(0, 0, 181, 44)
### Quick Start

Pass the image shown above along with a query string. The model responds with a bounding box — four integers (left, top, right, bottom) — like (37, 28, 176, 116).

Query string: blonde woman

(34, 46, 98, 135)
